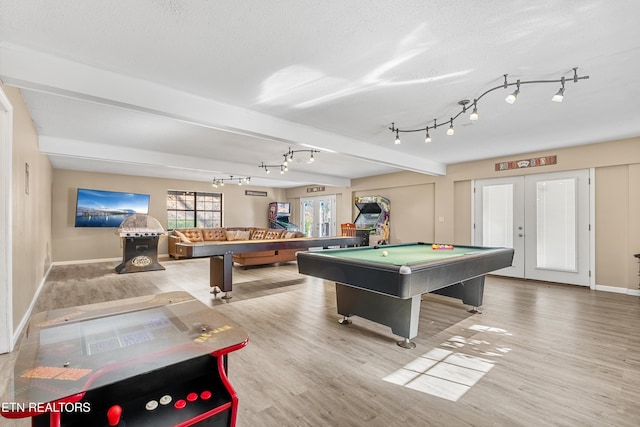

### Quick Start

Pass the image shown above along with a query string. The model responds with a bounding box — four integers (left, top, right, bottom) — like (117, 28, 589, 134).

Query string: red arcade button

(186, 392, 198, 402)
(200, 390, 212, 400)
(174, 399, 187, 409)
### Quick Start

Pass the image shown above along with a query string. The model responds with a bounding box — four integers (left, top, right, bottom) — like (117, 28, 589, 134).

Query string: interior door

(474, 177, 525, 277)
(474, 170, 590, 286)
(300, 195, 336, 238)
(523, 170, 590, 285)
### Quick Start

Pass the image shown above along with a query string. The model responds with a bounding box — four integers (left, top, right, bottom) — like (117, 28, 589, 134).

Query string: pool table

(297, 242, 514, 348)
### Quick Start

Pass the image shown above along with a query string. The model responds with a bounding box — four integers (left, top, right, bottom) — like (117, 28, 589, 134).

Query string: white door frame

(0, 86, 13, 353)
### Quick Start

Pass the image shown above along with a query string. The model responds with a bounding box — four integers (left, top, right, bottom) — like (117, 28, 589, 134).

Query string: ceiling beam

(39, 136, 352, 187)
(0, 42, 446, 176)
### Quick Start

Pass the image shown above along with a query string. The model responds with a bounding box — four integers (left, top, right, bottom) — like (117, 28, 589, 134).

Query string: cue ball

(381, 250, 389, 257)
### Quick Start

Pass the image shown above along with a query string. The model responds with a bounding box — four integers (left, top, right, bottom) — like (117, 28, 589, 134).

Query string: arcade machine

(268, 202, 299, 231)
(1, 292, 248, 427)
(353, 195, 390, 246)
(115, 214, 166, 274)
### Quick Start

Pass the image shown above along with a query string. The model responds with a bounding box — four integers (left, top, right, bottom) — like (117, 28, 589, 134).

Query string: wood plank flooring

(1, 257, 639, 426)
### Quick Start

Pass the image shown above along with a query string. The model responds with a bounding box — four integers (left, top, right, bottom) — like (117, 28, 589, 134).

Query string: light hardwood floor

(1, 257, 639, 426)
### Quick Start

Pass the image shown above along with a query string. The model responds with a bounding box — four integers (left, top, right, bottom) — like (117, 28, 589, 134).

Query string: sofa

(168, 227, 305, 266)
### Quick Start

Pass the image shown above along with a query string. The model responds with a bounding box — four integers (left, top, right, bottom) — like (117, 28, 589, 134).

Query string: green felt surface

(324, 245, 482, 266)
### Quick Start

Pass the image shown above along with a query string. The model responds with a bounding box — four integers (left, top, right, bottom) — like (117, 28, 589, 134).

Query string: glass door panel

(535, 179, 577, 271)
(482, 184, 514, 248)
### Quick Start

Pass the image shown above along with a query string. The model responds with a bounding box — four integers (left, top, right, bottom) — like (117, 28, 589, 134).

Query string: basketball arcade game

(1, 292, 248, 427)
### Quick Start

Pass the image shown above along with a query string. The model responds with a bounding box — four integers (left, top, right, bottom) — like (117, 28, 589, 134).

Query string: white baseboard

(12, 262, 54, 349)
(52, 254, 171, 265)
(594, 283, 640, 296)
(52, 257, 120, 266)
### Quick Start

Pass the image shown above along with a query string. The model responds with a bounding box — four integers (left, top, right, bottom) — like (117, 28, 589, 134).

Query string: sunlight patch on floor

(383, 324, 511, 401)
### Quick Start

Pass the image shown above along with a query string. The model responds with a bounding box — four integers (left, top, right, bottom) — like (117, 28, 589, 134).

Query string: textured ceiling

(1, 0, 639, 187)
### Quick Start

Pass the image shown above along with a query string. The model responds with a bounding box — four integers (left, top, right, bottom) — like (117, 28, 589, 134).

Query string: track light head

(470, 106, 479, 121)
(552, 87, 564, 102)
(446, 118, 454, 136)
(424, 129, 431, 143)
(506, 80, 520, 104)
(394, 130, 401, 144)
(552, 77, 566, 102)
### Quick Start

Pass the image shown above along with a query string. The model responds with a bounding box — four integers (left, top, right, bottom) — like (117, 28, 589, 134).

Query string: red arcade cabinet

(1, 292, 248, 427)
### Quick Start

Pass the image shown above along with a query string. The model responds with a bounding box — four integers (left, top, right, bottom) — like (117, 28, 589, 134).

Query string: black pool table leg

(430, 275, 485, 314)
(335, 283, 420, 348)
(338, 316, 352, 325)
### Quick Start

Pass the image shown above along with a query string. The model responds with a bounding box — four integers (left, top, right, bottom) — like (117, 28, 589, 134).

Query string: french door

(300, 195, 336, 238)
(474, 170, 591, 286)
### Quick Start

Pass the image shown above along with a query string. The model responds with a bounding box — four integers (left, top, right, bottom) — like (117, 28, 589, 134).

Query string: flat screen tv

(75, 188, 150, 228)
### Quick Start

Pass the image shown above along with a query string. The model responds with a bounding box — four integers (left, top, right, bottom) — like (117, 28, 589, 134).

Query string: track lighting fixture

(212, 175, 251, 188)
(259, 148, 320, 174)
(469, 100, 479, 121)
(446, 118, 455, 136)
(505, 79, 520, 104)
(552, 76, 566, 102)
(388, 67, 588, 144)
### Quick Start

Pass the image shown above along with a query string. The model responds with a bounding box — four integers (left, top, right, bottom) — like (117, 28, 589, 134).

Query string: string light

(389, 67, 588, 143)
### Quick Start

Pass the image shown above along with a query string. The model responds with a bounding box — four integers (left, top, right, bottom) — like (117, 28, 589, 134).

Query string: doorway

(474, 169, 591, 286)
(300, 195, 336, 238)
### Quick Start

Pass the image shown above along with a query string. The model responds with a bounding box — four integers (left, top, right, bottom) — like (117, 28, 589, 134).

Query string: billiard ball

(381, 250, 389, 257)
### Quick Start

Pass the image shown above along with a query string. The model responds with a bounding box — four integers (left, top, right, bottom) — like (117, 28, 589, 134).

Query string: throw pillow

(236, 230, 251, 240)
(174, 230, 191, 243)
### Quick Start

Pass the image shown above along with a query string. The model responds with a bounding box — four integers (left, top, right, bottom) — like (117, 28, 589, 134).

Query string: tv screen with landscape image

(75, 188, 150, 227)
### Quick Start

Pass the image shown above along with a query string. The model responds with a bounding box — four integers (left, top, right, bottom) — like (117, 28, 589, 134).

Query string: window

(166, 190, 222, 229)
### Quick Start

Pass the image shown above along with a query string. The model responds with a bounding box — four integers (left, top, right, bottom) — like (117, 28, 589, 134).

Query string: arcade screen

(355, 213, 381, 228)
(75, 188, 150, 228)
(276, 202, 290, 214)
(39, 307, 184, 356)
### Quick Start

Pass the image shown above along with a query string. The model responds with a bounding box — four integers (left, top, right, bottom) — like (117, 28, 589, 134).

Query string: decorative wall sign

(495, 155, 557, 171)
(245, 190, 267, 197)
(306, 186, 325, 193)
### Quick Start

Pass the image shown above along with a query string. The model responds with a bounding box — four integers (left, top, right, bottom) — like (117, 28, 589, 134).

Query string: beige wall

(286, 137, 640, 292)
(52, 169, 286, 262)
(5, 83, 53, 331)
